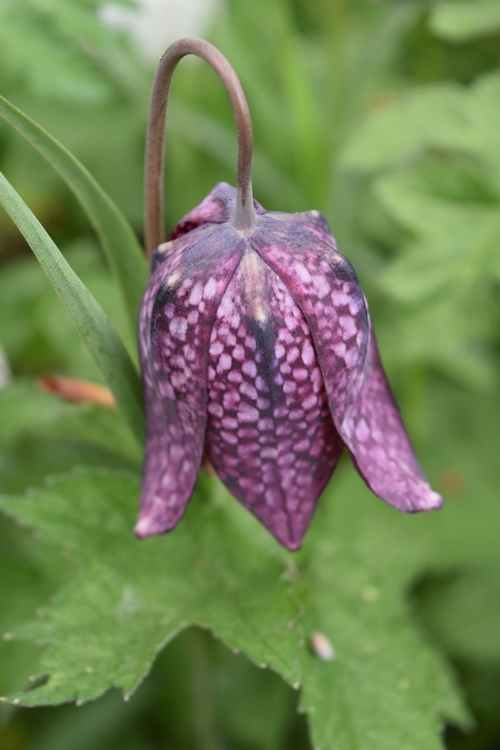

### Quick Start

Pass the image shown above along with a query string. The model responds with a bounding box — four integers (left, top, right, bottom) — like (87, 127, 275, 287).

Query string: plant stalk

(145, 37, 255, 257)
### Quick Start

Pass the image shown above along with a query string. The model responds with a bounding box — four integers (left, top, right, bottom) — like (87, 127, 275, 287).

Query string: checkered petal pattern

(137, 183, 441, 549)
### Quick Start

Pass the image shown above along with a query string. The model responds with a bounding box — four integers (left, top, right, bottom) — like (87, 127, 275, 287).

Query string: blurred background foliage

(1, 0, 500, 748)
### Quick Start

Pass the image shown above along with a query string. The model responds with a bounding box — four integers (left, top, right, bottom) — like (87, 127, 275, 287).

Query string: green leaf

(0, 518, 49, 696)
(0, 379, 141, 496)
(341, 73, 500, 177)
(0, 94, 148, 335)
(0, 508, 71, 698)
(376, 171, 500, 298)
(0, 464, 468, 747)
(430, 0, 500, 42)
(0, 0, 137, 102)
(340, 73, 500, 387)
(0, 173, 144, 443)
(373, 160, 500, 387)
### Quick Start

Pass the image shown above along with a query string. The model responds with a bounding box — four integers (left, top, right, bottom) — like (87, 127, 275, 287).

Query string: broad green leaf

(0, 464, 468, 748)
(341, 73, 500, 178)
(341, 84, 472, 172)
(0, 511, 70, 697)
(0, 0, 137, 102)
(0, 376, 140, 700)
(0, 173, 144, 443)
(430, 0, 500, 41)
(375, 166, 500, 304)
(340, 72, 500, 388)
(372, 159, 500, 388)
(0, 518, 47, 696)
(0, 95, 147, 335)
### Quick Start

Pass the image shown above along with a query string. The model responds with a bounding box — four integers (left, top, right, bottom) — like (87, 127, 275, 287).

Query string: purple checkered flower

(135, 182, 442, 550)
(136, 38, 441, 549)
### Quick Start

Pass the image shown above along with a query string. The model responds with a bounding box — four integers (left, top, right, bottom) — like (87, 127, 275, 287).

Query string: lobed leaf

(341, 73, 500, 177)
(0, 458, 469, 747)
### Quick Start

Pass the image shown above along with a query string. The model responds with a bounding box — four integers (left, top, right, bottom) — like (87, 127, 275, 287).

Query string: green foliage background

(1, 0, 500, 748)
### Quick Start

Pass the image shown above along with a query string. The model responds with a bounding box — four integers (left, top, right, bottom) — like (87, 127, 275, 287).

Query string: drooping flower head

(136, 39, 442, 551)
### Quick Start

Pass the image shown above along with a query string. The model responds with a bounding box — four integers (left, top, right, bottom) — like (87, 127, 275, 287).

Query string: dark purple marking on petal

(136, 223, 245, 538)
(165, 183, 235, 241)
(252, 216, 442, 513)
(165, 182, 266, 243)
(270, 209, 336, 248)
(205, 247, 343, 550)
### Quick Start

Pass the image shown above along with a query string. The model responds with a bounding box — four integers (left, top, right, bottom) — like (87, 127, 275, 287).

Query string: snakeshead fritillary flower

(136, 39, 441, 550)
(136, 182, 442, 550)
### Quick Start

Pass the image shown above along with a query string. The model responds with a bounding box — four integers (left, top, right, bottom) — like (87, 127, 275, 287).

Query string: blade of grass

(0, 172, 144, 444)
(0, 95, 148, 337)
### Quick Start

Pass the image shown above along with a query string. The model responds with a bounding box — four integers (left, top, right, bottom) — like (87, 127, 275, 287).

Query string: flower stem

(145, 37, 255, 257)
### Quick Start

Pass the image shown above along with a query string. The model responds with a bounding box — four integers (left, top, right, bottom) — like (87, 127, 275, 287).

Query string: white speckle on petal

(242, 360, 257, 378)
(240, 382, 258, 399)
(208, 402, 223, 417)
(169, 317, 187, 340)
(188, 282, 203, 305)
(209, 341, 224, 356)
(313, 275, 330, 298)
(218, 353, 232, 372)
(294, 262, 312, 284)
(204, 278, 217, 299)
(302, 340, 316, 366)
(340, 315, 357, 339)
(238, 403, 259, 422)
(293, 368, 308, 382)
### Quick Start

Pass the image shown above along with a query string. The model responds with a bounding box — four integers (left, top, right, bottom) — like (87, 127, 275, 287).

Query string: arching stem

(145, 38, 256, 257)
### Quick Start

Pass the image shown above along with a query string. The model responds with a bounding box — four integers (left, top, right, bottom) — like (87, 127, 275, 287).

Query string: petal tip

(275, 530, 304, 552)
(134, 516, 155, 539)
(423, 489, 443, 511)
(284, 540, 303, 552)
(403, 487, 443, 514)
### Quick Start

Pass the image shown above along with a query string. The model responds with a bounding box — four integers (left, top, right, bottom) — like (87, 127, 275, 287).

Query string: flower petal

(165, 182, 266, 242)
(205, 247, 343, 550)
(341, 313, 443, 512)
(166, 182, 235, 241)
(270, 208, 336, 248)
(253, 216, 442, 513)
(136, 223, 245, 538)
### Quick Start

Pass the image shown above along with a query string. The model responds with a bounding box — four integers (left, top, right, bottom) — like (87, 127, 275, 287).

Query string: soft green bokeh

(1, 0, 500, 748)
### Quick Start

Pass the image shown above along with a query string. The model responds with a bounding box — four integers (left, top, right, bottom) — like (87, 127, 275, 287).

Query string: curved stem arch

(145, 37, 255, 257)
